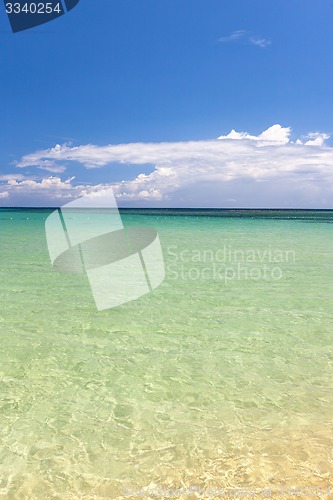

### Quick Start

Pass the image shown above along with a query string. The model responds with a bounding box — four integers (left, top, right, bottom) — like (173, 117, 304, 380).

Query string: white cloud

(37, 161, 67, 173)
(218, 30, 247, 43)
(17, 125, 293, 170)
(3, 176, 78, 201)
(218, 124, 290, 144)
(0, 174, 27, 181)
(2, 176, 163, 204)
(5, 124, 333, 208)
(218, 30, 271, 48)
(249, 36, 271, 48)
(303, 132, 330, 147)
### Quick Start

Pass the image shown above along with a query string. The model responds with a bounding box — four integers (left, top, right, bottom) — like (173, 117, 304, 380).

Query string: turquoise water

(0, 209, 332, 498)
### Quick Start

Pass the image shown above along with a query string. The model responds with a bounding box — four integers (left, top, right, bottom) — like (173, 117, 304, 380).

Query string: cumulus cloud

(218, 30, 271, 48)
(0, 174, 27, 181)
(3, 124, 333, 208)
(218, 124, 291, 144)
(303, 132, 330, 147)
(1, 175, 163, 206)
(4, 176, 77, 200)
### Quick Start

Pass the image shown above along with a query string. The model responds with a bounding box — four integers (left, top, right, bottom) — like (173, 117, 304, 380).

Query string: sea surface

(0, 209, 332, 499)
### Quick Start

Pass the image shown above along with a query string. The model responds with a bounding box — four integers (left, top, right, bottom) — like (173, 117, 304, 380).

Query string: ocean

(0, 209, 332, 498)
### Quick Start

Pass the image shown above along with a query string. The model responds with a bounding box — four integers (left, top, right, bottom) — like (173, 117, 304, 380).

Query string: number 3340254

(5, 3, 62, 14)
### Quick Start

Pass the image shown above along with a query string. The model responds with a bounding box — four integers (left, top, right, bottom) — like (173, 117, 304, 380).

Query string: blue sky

(1, 0, 333, 207)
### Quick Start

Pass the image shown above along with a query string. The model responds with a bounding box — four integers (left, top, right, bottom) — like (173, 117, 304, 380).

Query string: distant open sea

(0, 209, 332, 498)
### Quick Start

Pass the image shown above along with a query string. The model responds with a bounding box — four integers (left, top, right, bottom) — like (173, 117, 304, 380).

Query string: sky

(1, 0, 333, 207)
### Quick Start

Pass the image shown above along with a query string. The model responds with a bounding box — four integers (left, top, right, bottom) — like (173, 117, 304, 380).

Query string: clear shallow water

(0, 209, 332, 498)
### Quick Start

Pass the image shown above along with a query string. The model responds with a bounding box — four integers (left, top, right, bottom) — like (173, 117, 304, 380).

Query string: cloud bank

(2, 124, 333, 208)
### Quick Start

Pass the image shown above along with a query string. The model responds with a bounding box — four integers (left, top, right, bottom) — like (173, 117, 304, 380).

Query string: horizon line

(1, 207, 333, 211)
